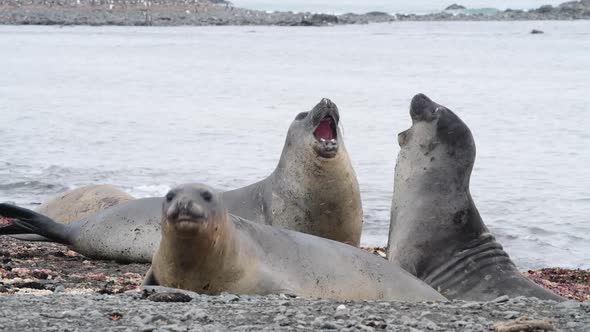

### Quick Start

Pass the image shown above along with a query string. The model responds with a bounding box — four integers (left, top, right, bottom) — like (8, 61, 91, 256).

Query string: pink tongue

(314, 118, 334, 140)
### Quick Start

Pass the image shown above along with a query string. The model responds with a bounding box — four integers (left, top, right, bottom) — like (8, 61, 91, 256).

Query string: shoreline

(0, 236, 588, 331)
(0, 0, 589, 27)
(1, 237, 588, 302)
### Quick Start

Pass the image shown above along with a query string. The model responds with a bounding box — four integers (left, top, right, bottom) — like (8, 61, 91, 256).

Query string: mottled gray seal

(36, 184, 135, 224)
(1, 99, 362, 262)
(143, 183, 446, 302)
(386, 94, 563, 301)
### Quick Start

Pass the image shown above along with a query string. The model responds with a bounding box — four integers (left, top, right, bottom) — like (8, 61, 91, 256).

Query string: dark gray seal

(386, 93, 563, 301)
(0, 99, 363, 262)
(143, 183, 446, 302)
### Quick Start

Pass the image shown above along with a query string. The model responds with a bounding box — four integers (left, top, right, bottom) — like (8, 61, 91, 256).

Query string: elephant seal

(143, 183, 446, 302)
(1, 99, 362, 262)
(36, 185, 134, 224)
(223, 98, 362, 245)
(386, 94, 563, 301)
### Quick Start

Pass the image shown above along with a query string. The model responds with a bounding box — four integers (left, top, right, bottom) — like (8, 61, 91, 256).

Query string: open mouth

(314, 116, 337, 142)
(313, 115, 338, 158)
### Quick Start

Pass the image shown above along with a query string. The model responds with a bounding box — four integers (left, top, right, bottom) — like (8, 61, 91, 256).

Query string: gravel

(1, 290, 589, 331)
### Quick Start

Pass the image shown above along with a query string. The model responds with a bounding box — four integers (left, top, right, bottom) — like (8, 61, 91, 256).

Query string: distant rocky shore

(0, 0, 589, 26)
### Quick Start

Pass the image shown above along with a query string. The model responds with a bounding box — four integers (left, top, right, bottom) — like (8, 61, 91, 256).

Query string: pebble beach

(0, 235, 588, 330)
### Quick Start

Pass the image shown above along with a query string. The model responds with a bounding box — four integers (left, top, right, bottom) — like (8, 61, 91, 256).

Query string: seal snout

(410, 93, 439, 122)
(167, 198, 208, 223)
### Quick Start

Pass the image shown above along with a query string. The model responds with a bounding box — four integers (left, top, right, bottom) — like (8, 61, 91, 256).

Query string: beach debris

(146, 291, 193, 303)
(493, 316, 553, 332)
(108, 312, 123, 321)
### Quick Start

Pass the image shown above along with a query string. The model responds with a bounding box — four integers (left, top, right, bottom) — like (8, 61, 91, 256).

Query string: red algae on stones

(525, 268, 590, 302)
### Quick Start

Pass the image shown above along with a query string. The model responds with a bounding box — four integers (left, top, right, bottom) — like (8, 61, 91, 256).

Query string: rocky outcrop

(0, 0, 588, 26)
(445, 4, 466, 10)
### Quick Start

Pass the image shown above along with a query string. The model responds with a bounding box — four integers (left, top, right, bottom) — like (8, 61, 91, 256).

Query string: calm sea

(0, 21, 588, 269)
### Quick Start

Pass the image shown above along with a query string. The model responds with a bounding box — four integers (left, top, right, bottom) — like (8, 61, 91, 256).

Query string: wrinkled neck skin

(269, 127, 363, 246)
(388, 126, 509, 282)
(152, 212, 248, 294)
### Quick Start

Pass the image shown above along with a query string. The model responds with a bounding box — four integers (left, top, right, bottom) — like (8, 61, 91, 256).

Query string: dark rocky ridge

(0, 0, 589, 26)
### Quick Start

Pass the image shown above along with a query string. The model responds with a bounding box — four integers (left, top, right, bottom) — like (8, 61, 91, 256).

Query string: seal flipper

(0, 203, 71, 245)
(142, 267, 160, 286)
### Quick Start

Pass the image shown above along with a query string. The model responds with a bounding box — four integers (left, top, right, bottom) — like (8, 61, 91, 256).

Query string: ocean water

(0, 21, 589, 269)
(231, 0, 568, 14)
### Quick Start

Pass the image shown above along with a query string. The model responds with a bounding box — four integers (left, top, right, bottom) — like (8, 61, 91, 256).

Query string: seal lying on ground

(1, 99, 363, 262)
(386, 94, 563, 301)
(30, 98, 362, 246)
(142, 183, 446, 302)
(36, 185, 135, 224)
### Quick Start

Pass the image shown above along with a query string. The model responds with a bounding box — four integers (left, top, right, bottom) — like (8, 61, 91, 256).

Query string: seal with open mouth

(143, 183, 445, 302)
(224, 97, 363, 246)
(386, 94, 563, 301)
(1, 99, 362, 262)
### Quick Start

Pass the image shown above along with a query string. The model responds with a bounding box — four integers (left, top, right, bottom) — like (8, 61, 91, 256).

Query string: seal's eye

(295, 112, 308, 120)
(165, 192, 175, 202)
(201, 191, 213, 202)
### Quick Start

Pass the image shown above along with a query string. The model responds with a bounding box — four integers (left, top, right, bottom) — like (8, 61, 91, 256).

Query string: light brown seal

(143, 183, 446, 302)
(36, 184, 134, 224)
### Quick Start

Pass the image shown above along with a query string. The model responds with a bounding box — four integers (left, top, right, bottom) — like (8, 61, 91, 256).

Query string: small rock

(147, 292, 192, 303)
(320, 321, 339, 329)
(312, 316, 328, 327)
(144, 314, 167, 324)
(62, 310, 81, 318)
(491, 295, 510, 303)
(503, 311, 521, 319)
(334, 309, 349, 320)
(531, 29, 544, 34)
(557, 300, 580, 310)
(53, 285, 65, 293)
(181, 308, 208, 321)
(419, 318, 438, 330)
(401, 315, 417, 327)
(336, 304, 347, 311)
(460, 302, 481, 309)
(32, 270, 49, 280)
